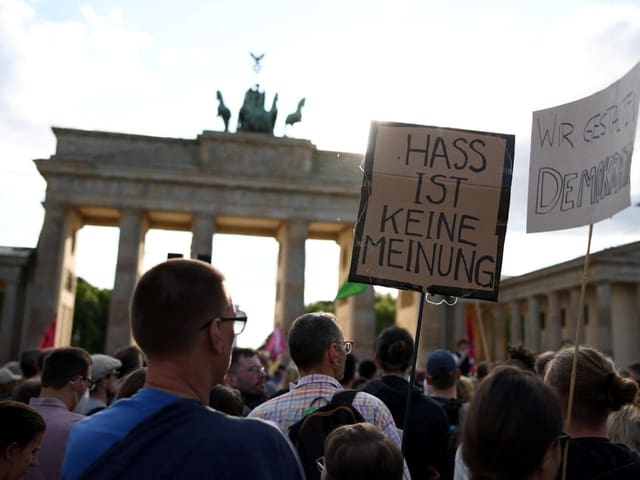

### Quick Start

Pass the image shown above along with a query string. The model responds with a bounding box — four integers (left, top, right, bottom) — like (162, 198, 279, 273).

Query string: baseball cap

(0, 367, 22, 385)
(90, 354, 122, 381)
(426, 350, 457, 377)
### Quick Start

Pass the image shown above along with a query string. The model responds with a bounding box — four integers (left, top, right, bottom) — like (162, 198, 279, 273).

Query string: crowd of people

(1, 258, 640, 479)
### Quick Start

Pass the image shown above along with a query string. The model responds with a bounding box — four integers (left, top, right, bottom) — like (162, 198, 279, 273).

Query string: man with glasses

(225, 347, 268, 415)
(62, 259, 303, 480)
(79, 354, 122, 415)
(249, 312, 411, 480)
(25, 347, 92, 480)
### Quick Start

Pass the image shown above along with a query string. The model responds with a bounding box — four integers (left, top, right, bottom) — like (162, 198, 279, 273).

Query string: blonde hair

(607, 402, 640, 452)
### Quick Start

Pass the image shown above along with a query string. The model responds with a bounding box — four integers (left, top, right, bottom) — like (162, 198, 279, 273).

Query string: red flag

(38, 315, 57, 348)
(264, 323, 287, 362)
(465, 307, 476, 372)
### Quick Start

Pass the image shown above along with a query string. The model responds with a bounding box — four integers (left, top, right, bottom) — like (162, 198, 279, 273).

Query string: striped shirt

(248, 374, 410, 479)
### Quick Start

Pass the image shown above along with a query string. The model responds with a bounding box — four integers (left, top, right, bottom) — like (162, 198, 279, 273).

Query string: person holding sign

(544, 346, 640, 479)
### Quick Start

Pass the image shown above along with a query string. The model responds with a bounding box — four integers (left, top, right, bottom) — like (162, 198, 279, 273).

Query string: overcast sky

(1, 0, 639, 348)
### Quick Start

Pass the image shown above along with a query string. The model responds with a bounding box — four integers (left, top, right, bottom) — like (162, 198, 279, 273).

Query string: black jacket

(559, 437, 640, 480)
(363, 375, 452, 480)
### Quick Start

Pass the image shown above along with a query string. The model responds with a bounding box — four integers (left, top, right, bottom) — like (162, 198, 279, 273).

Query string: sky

(1, 0, 639, 349)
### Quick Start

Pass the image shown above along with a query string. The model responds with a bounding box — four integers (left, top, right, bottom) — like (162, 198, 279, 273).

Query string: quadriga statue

(237, 85, 278, 134)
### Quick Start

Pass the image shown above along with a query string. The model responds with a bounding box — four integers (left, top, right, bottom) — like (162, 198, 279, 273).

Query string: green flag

(335, 280, 369, 300)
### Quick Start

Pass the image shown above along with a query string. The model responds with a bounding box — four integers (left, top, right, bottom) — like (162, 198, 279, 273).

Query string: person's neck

(90, 388, 108, 404)
(565, 422, 608, 438)
(145, 356, 213, 404)
(429, 386, 457, 398)
(39, 387, 73, 410)
(299, 365, 336, 379)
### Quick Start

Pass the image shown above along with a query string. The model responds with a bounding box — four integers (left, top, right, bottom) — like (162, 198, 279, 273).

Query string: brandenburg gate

(23, 127, 375, 354)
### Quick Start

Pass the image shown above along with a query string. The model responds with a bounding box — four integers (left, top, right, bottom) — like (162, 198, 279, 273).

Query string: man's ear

(456, 369, 461, 380)
(374, 353, 382, 367)
(3, 442, 19, 461)
(426, 375, 433, 386)
(206, 318, 226, 355)
(225, 373, 238, 388)
(327, 342, 339, 366)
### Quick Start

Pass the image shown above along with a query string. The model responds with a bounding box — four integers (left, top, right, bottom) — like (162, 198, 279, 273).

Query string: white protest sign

(349, 122, 514, 302)
(527, 62, 640, 233)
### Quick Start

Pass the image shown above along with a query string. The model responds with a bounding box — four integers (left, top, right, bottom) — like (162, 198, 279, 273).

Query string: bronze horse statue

(285, 98, 306, 127)
(237, 86, 278, 134)
(216, 90, 231, 132)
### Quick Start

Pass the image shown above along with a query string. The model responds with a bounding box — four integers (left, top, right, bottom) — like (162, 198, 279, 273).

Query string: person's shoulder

(249, 390, 289, 417)
(354, 389, 394, 412)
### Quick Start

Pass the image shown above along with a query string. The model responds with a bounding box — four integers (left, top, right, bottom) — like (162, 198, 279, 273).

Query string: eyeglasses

(316, 456, 325, 474)
(200, 308, 248, 335)
(342, 340, 354, 355)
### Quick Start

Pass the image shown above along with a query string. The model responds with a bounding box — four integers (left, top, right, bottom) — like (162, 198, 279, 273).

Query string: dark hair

(288, 312, 341, 370)
(358, 359, 378, 379)
(545, 346, 638, 425)
(535, 350, 556, 377)
(40, 347, 91, 389)
(116, 367, 147, 399)
(0, 401, 46, 450)
(37, 348, 54, 373)
(505, 344, 536, 372)
(324, 423, 403, 480)
(456, 339, 468, 347)
(462, 366, 562, 479)
(341, 353, 358, 386)
(229, 347, 259, 372)
(209, 385, 244, 416)
(130, 259, 227, 357)
(113, 345, 144, 378)
(376, 327, 413, 373)
(14, 379, 41, 405)
(19, 349, 41, 378)
(429, 370, 457, 390)
(476, 361, 490, 380)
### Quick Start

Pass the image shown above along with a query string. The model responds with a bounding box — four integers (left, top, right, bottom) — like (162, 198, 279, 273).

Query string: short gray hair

(288, 312, 342, 370)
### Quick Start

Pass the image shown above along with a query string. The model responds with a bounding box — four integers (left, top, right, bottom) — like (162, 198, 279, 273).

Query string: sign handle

(402, 291, 427, 454)
(561, 223, 594, 480)
(474, 301, 491, 366)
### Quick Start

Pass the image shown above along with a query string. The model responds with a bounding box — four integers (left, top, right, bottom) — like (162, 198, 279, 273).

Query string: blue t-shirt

(62, 388, 177, 479)
(61, 387, 304, 480)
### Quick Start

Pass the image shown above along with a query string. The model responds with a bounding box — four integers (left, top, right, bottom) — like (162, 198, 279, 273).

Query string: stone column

(509, 301, 522, 346)
(0, 281, 18, 363)
(546, 291, 562, 350)
(493, 305, 506, 361)
(106, 209, 148, 352)
(611, 284, 638, 367)
(566, 288, 580, 344)
(595, 283, 613, 355)
(23, 203, 81, 350)
(190, 213, 215, 261)
(275, 220, 307, 334)
(527, 295, 541, 353)
(335, 227, 376, 358)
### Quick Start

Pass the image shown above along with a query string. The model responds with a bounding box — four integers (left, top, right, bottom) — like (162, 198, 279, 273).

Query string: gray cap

(90, 354, 122, 381)
(0, 367, 22, 384)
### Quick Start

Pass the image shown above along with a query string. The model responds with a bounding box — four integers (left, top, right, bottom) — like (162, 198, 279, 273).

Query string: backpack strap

(330, 389, 358, 406)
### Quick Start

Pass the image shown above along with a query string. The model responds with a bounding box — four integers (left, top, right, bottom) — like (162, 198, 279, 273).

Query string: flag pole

(402, 291, 426, 454)
(561, 223, 594, 480)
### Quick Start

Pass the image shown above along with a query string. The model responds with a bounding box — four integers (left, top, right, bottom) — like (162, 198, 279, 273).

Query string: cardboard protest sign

(349, 122, 514, 301)
(527, 62, 640, 233)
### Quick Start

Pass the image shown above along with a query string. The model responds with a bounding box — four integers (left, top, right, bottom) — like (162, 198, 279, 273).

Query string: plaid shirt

(248, 374, 410, 479)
